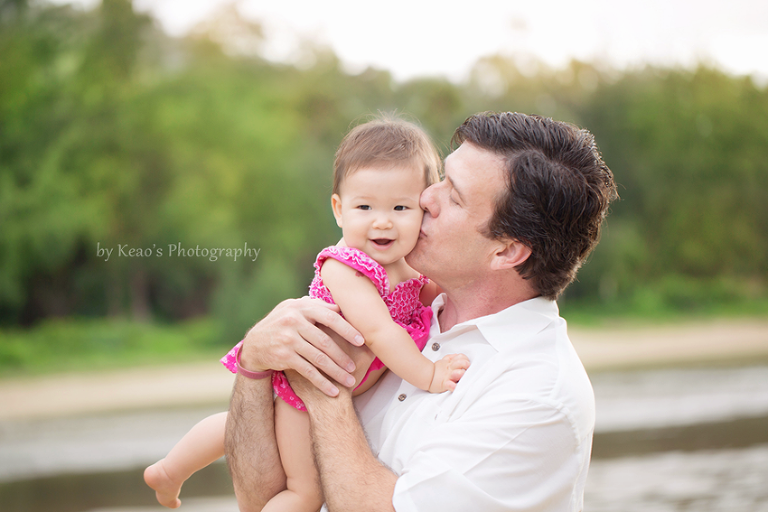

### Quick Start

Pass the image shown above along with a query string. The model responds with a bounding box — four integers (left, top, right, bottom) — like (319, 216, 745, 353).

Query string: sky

(56, 0, 768, 84)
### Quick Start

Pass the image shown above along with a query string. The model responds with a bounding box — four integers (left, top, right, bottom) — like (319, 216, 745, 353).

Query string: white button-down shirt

(353, 295, 595, 512)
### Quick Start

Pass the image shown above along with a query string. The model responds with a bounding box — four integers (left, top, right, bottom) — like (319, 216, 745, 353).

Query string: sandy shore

(569, 318, 768, 370)
(1, 318, 766, 421)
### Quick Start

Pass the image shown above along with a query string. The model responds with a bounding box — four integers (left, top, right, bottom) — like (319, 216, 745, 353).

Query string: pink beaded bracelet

(235, 345, 273, 380)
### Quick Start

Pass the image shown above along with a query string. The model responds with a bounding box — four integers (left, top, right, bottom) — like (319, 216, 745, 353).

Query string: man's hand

(238, 297, 365, 397)
(286, 325, 376, 407)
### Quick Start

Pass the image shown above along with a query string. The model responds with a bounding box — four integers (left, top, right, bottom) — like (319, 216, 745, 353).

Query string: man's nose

(420, 183, 439, 216)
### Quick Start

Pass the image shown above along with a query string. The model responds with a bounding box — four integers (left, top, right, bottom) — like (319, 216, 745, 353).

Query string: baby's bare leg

(144, 411, 227, 508)
(262, 398, 323, 512)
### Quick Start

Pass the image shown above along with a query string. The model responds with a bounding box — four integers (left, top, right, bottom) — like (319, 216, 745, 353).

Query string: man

(226, 112, 618, 511)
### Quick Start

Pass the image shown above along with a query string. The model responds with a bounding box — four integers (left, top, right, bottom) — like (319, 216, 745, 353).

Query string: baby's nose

(373, 214, 393, 228)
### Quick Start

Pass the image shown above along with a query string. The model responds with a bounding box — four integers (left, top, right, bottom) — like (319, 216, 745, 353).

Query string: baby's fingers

(448, 367, 467, 384)
(448, 353, 471, 370)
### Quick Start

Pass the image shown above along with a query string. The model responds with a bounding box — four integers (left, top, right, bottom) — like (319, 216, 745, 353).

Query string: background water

(2, 365, 768, 511)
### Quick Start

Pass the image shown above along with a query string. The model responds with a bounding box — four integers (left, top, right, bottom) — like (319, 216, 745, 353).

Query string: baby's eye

(357, 205, 371, 210)
(394, 205, 408, 211)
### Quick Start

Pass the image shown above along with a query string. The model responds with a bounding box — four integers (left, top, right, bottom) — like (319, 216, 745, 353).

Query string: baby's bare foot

(144, 460, 183, 508)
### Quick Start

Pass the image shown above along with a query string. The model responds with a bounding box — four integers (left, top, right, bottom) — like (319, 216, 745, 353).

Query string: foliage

(1, 0, 767, 347)
(572, 66, 768, 308)
(0, 317, 223, 376)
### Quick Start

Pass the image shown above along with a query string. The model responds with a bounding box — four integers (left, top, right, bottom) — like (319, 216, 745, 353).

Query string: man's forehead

(445, 143, 507, 203)
(445, 143, 504, 179)
(443, 145, 465, 179)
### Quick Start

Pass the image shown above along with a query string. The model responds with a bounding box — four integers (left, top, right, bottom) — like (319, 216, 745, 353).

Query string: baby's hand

(429, 353, 470, 393)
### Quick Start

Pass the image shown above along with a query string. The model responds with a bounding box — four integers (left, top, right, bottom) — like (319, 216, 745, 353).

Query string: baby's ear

(490, 239, 531, 271)
(331, 194, 343, 228)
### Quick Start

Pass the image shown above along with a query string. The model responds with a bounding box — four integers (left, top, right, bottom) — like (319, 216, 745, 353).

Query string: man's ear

(331, 194, 343, 228)
(490, 239, 532, 271)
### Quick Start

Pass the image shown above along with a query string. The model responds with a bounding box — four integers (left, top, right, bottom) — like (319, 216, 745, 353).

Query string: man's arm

(226, 375, 284, 511)
(225, 297, 364, 512)
(287, 371, 397, 512)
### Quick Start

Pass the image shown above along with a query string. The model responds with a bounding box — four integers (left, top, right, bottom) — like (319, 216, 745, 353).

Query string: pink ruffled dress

(220, 246, 433, 411)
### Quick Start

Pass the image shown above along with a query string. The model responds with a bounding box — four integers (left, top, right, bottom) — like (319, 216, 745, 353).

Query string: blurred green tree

(2, 0, 767, 336)
(575, 66, 768, 310)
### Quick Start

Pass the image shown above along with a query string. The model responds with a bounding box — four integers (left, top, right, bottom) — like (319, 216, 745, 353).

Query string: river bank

(3, 364, 768, 511)
(1, 318, 767, 512)
(2, 317, 767, 421)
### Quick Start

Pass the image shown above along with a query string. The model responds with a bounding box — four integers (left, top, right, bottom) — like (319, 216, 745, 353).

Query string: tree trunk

(130, 268, 151, 321)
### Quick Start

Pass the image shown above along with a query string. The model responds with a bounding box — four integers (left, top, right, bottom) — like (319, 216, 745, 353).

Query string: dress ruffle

(221, 246, 432, 411)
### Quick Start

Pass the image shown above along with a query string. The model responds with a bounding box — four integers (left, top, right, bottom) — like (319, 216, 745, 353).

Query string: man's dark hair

(452, 112, 618, 300)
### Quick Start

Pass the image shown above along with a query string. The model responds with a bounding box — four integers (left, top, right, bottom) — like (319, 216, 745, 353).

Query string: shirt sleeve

(391, 390, 588, 512)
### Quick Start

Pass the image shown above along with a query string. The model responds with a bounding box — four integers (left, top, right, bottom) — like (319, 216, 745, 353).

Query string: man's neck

(437, 282, 538, 332)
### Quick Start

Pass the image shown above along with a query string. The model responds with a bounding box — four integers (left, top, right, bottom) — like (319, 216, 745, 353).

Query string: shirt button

(432, 342, 440, 351)
(398, 393, 407, 402)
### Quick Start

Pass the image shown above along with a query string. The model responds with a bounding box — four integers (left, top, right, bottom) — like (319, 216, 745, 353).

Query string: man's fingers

(300, 321, 358, 371)
(302, 348, 356, 390)
(297, 324, 357, 388)
(240, 297, 362, 397)
(290, 356, 340, 398)
(307, 303, 365, 347)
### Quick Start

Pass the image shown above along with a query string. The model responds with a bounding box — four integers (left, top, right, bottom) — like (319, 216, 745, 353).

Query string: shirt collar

(431, 294, 560, 352)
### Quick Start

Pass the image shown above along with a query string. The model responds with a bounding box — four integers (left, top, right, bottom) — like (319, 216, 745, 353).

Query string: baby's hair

(333, 114, 442, 195)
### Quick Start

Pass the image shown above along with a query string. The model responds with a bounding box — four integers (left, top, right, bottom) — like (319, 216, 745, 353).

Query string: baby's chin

(367, 249, 411, 268)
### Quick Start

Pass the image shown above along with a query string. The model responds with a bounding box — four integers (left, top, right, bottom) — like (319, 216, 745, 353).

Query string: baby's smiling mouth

(371, 238, 394, 248)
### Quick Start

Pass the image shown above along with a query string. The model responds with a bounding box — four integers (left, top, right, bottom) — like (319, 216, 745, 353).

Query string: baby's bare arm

(322, 259, 469, 392)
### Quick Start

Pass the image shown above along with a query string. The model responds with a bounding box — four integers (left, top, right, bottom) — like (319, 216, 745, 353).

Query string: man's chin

(405, 244, 427, 274)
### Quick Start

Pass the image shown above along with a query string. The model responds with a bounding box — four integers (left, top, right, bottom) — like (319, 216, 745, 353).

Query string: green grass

(0, 317, 233, 379)
(2, 297, 767, 378)
(560, 296, 768, 328)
